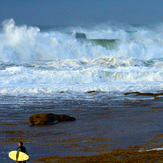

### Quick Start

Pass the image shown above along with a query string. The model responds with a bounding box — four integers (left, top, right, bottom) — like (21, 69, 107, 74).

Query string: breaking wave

(1, 19, 163, 96)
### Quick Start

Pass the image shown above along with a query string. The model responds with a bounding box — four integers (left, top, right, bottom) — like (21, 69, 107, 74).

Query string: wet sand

(1, 93, 163, 162)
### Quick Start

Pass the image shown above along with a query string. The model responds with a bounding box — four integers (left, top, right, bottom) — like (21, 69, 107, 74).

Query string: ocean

(1, 19, 163, 162)
(1, 19, 163, 101)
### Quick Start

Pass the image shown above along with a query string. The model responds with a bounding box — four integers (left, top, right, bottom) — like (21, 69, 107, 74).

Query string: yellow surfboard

(8, 150, 29, 161)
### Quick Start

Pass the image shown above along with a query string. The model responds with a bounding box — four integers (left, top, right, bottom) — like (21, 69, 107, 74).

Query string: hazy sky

(0, 0, 163, 25)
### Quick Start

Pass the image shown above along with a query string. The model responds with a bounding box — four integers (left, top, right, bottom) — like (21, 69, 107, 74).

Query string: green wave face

(88, 39, 119, 49)
(75, 33, 119, 50)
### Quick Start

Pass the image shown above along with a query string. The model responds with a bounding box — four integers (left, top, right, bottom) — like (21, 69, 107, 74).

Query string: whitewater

(1, 19, 163, 98)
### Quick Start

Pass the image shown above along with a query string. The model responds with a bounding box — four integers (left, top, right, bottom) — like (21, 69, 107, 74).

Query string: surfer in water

(16, 141, 29, 163)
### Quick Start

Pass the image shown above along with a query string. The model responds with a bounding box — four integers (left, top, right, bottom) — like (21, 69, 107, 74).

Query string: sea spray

(0, 19, 163, 96)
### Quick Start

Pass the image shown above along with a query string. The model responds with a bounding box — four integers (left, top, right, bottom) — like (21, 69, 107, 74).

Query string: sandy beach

(1, 93, 163, 162)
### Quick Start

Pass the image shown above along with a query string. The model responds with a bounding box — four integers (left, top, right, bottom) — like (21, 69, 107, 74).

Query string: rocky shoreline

(1, 93, 163, 162)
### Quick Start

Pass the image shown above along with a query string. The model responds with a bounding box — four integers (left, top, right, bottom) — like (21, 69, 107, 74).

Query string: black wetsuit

(16, 145, 28, 163)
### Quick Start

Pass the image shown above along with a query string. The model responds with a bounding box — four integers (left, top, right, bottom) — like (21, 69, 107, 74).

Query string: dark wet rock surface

(29, 113, 76, 125)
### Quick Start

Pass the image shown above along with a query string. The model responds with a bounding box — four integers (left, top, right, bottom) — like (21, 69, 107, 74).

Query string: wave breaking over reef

(1, 19, 163, 97)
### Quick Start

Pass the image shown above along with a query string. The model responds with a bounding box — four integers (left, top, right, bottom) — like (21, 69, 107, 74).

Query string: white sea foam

(139, 147, 163, 152)
(1, 19, 163, 61)
(0, 19, 163, 96)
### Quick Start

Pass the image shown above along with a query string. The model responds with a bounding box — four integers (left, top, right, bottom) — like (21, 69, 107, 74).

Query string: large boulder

(29, 113, 59, 125)
(29, 113, 76, 125)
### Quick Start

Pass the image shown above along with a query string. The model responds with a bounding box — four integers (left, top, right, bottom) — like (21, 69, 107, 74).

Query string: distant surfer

(16, 141, 29, 163)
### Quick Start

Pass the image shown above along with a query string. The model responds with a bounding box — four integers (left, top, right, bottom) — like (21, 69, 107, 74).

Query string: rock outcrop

(76, 33, 87, 39)
(29, 113, 76, 125)
(124, 92, 163, 99)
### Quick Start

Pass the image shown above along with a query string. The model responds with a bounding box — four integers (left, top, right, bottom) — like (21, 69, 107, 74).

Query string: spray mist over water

(1, 19, 163, 61)
(0, 19, 163, 96)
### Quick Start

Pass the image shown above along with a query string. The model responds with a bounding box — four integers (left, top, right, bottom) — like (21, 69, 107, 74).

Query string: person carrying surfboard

(16, 141, 29, 163)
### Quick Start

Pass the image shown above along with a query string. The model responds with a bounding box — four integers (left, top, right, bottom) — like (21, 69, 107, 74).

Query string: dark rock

(29, 113, 76, 125)
(136, 93, 154, 96)
(76, 33, 87, 39)
(124, 92, 163, 99)
(58, 114, 76, 122)
(124, 92, 154, 96)
(87, 90, 96, 94)
(124, 92, 140, 95)
(29, 113, 59, 125)
(152, 93, 163, 98)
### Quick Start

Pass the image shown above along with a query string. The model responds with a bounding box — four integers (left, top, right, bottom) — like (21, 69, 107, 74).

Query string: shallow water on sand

(1, 19, 163, 162)
(1, 94, 163, 162)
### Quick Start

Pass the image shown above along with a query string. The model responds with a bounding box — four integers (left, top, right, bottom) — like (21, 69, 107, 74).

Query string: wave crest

(1, 19, 163, 61)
